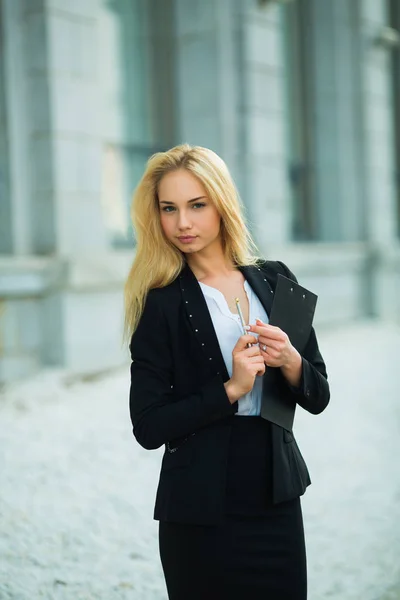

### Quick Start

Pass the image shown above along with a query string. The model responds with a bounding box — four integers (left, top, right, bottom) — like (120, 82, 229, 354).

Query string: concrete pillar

(174, 0, 293, 247)
(1, 0, 34, 254)
(360, 0, 400, 320)
(2, 0, 109, 256)
(309, 0, 366, 242)
(0, 0, 11, 253)
(174, 0, 292, 248)
(34, 0, 107, 255)
(238, 0, 290, 247)
(360, 0, 398, 244)
(174, 0, 241, 191)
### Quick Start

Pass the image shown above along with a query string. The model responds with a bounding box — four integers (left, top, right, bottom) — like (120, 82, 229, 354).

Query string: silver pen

(235, 298, 252, 348)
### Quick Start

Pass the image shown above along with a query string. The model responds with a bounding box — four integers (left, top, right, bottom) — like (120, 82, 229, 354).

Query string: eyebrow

(159, 196, 207, 205)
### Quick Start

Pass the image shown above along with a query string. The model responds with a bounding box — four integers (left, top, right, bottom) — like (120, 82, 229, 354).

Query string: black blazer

(129, 259, 330, 525)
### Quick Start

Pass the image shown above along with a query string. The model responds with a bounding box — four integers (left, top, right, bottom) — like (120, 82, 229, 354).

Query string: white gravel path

(0, 320, 399, 600)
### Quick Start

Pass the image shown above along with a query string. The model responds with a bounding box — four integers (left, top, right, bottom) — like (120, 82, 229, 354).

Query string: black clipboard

(260, 274, 318, 431)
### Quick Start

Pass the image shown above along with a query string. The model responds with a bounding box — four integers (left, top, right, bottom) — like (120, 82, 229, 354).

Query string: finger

(255, 357, 266, 373)
(260, 346, 279, 362)
(261, 345, 281, 359)
(248, 355, 265, 364)
(258, 338, 281, 352)
(260, 331, 288, 346)
(248, 324, 284, 340)
(263, 358, 279, 368)
(256, 320, 282, 334)
(235, 334, 258, 349)
(258, 332, 287, 349)
(260, 349, 282, 369)
(243, 346, 262, 358)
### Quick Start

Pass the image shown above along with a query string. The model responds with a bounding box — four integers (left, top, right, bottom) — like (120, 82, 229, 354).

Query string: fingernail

(244, 325, 251, 330)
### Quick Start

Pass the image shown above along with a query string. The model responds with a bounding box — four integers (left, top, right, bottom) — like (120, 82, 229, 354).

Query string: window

(99, 0, 177, 246)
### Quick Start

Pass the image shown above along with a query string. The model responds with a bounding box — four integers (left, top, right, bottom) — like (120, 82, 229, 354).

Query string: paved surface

(0, 320, 400, 599)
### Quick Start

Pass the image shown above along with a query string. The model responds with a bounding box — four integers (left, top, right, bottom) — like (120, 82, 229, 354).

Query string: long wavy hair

(123, 143, 261, 343)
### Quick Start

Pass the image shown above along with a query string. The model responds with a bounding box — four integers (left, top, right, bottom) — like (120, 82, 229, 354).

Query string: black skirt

(159, 416, 307, 600)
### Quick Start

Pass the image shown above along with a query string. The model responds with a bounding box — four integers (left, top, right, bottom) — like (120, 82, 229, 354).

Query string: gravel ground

(0, 320, 400, 600)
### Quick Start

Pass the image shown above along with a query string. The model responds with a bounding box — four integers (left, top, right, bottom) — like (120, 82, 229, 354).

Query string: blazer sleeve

(276, 261, 331, 415)
(129, 290, 237, 450)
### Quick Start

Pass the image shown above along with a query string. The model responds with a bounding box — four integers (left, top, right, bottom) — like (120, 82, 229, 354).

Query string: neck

(185, 253, 236, 282)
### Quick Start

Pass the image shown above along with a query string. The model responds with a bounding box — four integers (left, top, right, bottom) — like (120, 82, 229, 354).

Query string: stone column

(1, 0, 33, 254)
(174, 0, 241, 191)
(0, 1, 11, 253)
(30, 0, 107, 255)
(237, 0, 290, 248)
(360, 0, 398, 244)
(0, 0, 130, 383)
(308, 0, 366, 242)
(360, 0, 400, 320)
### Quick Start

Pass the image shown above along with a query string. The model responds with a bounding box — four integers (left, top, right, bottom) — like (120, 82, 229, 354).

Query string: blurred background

(0, 0, 399, 380)
(0, 1, 400, 599)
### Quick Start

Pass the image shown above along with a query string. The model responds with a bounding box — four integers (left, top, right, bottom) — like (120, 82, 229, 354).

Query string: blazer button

(306, 389, 310, 397)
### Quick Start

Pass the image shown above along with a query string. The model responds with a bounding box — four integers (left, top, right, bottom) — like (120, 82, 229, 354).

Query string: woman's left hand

(247, 318, 300, 369)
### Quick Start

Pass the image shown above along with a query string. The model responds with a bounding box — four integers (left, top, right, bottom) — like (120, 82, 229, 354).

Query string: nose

(177, 209, 192, 230)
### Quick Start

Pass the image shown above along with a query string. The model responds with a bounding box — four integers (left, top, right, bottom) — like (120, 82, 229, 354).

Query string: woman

(125, 144, 330, 600)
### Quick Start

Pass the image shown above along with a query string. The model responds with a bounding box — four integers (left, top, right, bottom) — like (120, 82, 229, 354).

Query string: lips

(178, 236, 196, 241)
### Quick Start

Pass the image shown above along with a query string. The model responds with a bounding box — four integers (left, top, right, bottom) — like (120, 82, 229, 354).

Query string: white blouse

(198, 280, 269, 416)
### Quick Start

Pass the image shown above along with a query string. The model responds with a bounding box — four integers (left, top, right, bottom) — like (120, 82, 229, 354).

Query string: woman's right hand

(224, 335, 266, 404)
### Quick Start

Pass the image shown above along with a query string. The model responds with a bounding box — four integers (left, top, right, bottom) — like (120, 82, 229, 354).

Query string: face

(158, 169, 222, 255)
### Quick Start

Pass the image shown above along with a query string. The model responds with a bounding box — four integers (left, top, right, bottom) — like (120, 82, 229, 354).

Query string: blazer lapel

(179, 263, 230, 380)
(179, 262, 275, 381)
(237, 263, 274, 319)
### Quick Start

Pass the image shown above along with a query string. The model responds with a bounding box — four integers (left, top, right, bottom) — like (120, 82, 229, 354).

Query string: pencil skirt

(158, 417, 307, 600)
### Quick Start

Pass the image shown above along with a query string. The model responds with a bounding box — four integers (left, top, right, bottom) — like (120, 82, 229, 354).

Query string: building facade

(0, 0, 399, 382)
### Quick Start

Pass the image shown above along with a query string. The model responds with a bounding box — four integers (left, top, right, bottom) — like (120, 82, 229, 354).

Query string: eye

(161, 203, 206, 213)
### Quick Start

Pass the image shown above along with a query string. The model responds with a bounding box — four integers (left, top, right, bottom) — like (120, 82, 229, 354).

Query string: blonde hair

(123, 143, 261, 344)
